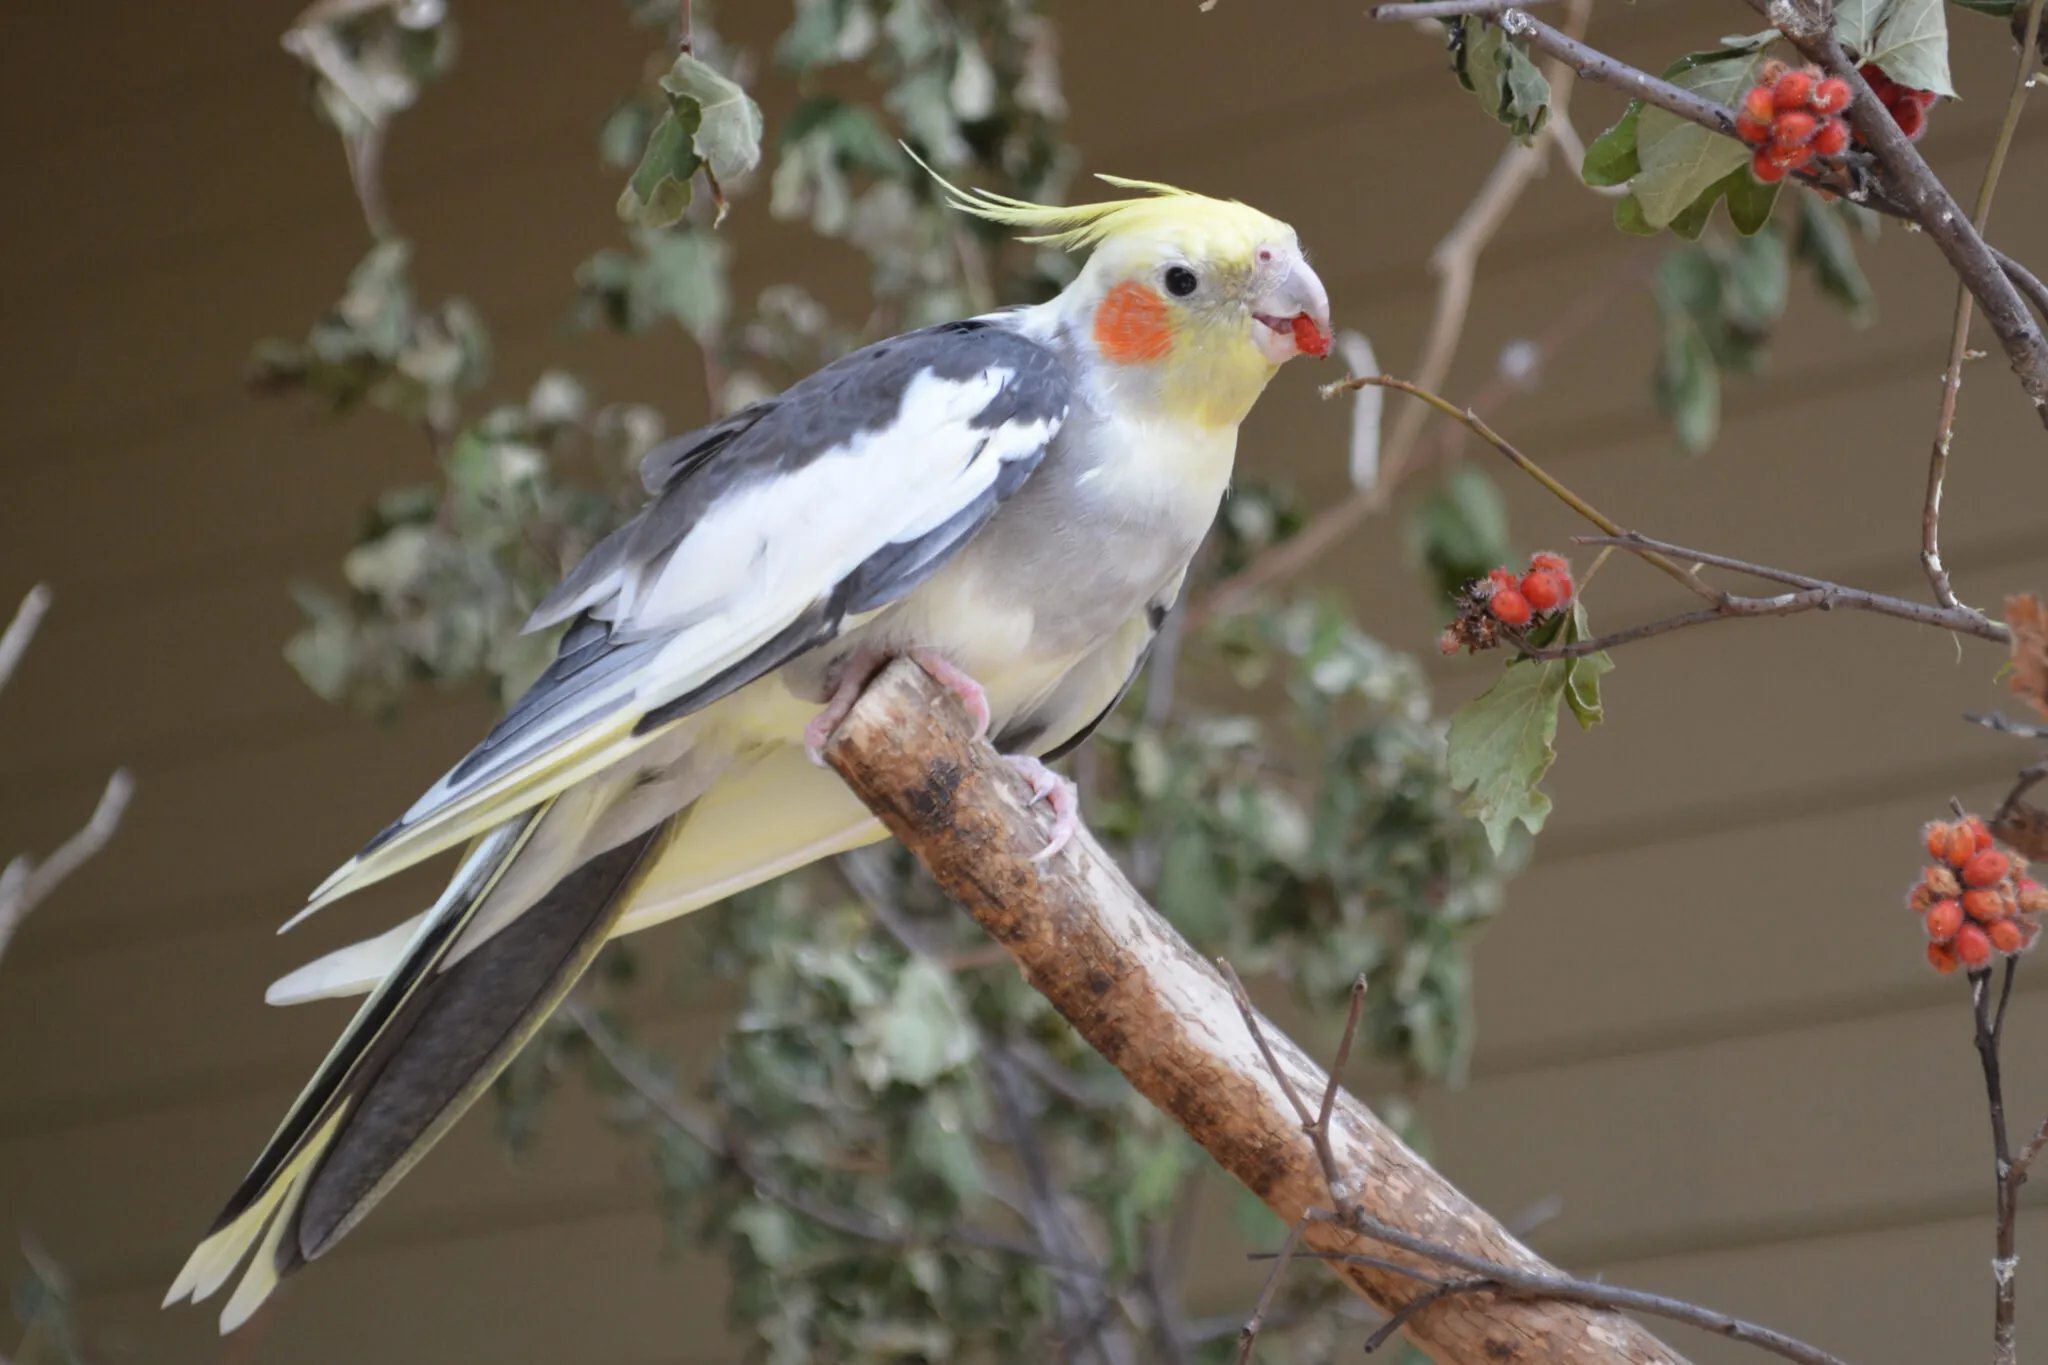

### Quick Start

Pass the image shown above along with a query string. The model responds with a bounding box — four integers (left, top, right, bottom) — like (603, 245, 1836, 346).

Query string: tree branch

(1745, 0, 2048, 424)
(1368, 4, 2048, 408)
(1497, 533, 2013, 657)
(821, 658, 1691, 1365)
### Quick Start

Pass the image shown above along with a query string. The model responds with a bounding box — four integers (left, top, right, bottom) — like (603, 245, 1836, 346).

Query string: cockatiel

(166, 169, 1331, 1331)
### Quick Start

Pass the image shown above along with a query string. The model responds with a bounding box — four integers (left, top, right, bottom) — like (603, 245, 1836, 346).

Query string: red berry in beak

(1290, 313, 1331, 358)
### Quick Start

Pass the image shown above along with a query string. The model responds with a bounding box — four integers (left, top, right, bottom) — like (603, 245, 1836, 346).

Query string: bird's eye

(1163, 265, 1199, 298)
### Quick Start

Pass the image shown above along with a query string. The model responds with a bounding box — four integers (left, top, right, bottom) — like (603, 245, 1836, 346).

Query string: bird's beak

(1251, 254, 1332, 364)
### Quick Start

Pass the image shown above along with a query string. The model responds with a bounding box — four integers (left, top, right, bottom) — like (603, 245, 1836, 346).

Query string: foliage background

(1, 0, 2046, 1360)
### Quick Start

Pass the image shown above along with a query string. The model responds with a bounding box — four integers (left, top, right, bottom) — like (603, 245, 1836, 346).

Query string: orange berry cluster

(1737, 64, 1853, 183)
(1484, 553, 1575, 629)
(1857, 61, 1938, 141)
(1911, 816, 2046, 973)
(1439, 554, 1575, 654)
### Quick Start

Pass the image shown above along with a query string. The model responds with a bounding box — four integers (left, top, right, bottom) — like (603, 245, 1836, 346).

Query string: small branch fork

(1218, 965, 1855, 1365)
(0, 585, 135, 975)
(1324, 377, 2012, 658)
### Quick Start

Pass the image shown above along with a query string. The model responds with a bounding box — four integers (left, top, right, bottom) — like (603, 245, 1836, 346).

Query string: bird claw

(804, 649, 886, 766)
(805, 648, 993, 765)
(1003, 755, 1080, 863)
(907, 648, 992, 740)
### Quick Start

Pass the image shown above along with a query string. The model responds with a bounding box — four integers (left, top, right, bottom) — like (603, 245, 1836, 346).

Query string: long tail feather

(265, 746, 886, 1006)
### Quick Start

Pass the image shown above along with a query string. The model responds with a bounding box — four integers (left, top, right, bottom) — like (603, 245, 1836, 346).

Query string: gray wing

(309, 318, 1070, 910)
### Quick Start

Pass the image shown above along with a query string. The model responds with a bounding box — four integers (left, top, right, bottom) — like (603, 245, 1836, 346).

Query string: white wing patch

(297, 362, 1062, 920)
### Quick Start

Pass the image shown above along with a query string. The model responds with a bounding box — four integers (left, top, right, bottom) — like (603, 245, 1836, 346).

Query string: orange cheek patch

(1092, 282, 1175, 365)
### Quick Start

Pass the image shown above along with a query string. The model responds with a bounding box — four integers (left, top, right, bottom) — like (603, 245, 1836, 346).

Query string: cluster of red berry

(1911, 816, 2046, 973)
(1483, 553, 1574, 629)
(1737, 64, 1852, 183)
(1439, 554, 1575, 655)
(1856, 61, 1939, 140)
(1736, 61, 1938, 184)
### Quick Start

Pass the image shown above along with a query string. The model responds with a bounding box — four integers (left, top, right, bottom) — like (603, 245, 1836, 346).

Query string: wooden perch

(823, 658, 1688, 1365)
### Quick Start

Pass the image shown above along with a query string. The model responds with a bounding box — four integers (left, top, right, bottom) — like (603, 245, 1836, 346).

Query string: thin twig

(1504, 533, 2014, 654)
(1921, 0, 2041, 620)
(1971, 962, 2022, 1365)
(1497, 9, 1738, 136)
(2000, 248, 2048, 327)
(1236, 1216, 1308, 1364)
(0, 584, 52, 697)
(1971, 712, 2048, 743)
(1363, 1276, 1504, 1353)
(1370, 0, 1562, 18)
(1326, 378, 1721, 601)
(0, 769, 135, 974)
(1278, 1244, 1855, 1365)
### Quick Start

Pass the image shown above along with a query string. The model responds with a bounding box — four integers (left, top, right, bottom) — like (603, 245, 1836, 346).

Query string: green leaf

(658, 53, 765, 183)
(1656, 310, 1721, 454)
(1719, 225, 1790, 331)
(1667, 185, 1720, 241)
(1580, 103, 1642, 185)
(1630, 49, 1774, 229)
(1613, 193, 1659, 236)
(618, 105, 702, 229)
(1446, 612, 1614, 851)
(1794, 192, 1879, 324)
(1834, 0, 1957, 95)
(851, 958, 978, 1089)
(1408, 464, 1513, 608)
(1723, 168, 1783, 236)
(1453, 18, 1552, 142)
(618, 55, 764, 229)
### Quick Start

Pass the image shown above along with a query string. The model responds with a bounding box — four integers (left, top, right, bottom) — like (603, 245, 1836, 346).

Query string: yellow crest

(904, 145, 1290, 255)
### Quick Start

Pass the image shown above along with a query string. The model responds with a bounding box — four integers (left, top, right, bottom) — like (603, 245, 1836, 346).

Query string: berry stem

(1972, 961, 2022, 1365)
(1924, 0, 2045, 624)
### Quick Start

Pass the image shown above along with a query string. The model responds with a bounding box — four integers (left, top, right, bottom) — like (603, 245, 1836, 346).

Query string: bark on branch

(822, 658, 1688, 1365)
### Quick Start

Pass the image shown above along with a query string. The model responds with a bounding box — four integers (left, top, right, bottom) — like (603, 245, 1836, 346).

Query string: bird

(164, 166, 1332, 1332)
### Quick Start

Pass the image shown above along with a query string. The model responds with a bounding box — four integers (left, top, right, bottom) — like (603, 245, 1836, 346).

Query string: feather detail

(902, 143, 1287, 254)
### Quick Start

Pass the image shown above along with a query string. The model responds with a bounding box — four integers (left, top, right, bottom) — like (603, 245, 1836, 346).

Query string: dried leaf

(2007, 593, 2048, 718)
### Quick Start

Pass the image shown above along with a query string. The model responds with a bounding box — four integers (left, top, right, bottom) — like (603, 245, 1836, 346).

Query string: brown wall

(3, 0, 2046, 1361)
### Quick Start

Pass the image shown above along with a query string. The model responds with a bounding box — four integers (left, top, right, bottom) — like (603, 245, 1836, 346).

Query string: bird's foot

(1003, 754, 1080, 863)
(906, 648, 992, 740)
(804, 649, 887, 766)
